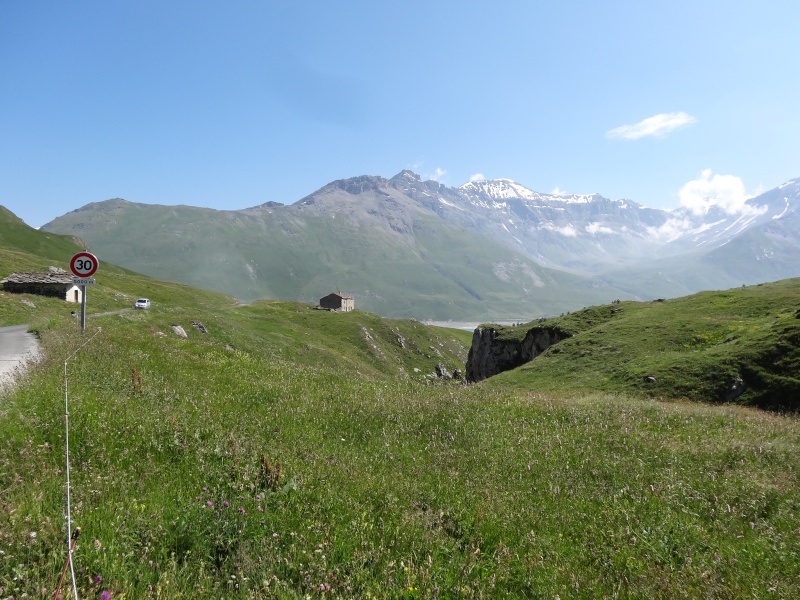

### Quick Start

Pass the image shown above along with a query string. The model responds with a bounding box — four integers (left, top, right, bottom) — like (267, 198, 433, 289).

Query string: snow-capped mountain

(384, 171, 800, 278)
(285, 169, 800, 281)
(384, 171, 670, 272)
(38, 170, 800, 319)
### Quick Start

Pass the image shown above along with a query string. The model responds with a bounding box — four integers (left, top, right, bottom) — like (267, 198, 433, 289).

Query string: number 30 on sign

(70, 252, 99, 277)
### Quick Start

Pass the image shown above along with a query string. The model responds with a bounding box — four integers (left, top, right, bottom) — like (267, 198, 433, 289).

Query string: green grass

(2, 282, 799, 598)
(1, 220, 799, 597)
(481, 280, 800, 410)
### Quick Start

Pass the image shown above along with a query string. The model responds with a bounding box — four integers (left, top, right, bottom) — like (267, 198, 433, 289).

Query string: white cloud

(606, 112, 697, 140)
(469, 173, 485, 182)
(645, 217, 693, 242)
(551, 187, 567, 196)
(428, 167, 447, 182)
(678, 169, 759, 215)
(585, 222, 616, 235)
(541, 223, 578, 237)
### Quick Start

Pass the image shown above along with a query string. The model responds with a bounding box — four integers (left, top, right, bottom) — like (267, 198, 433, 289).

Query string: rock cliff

(465, 325, 571, 382)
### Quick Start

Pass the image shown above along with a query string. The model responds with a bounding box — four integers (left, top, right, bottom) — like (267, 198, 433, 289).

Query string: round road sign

(70, 252, 99, 277)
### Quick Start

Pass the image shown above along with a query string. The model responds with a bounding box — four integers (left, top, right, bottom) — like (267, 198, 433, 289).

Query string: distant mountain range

(37, 171, 800, 321)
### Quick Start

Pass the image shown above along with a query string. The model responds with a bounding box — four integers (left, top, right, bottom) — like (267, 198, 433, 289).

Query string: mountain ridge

(32, 170, 800, 320)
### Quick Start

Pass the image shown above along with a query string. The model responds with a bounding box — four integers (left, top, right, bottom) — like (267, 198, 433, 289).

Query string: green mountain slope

(38, 194, 635, 321)
(0, 206, 87, 271)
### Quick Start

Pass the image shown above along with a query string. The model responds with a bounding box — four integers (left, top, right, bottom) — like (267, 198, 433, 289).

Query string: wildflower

(95, 575, 103, 583)
(202, 487, 208, 492)
(206, 501, 213, 507)
(223, 500, 230, 508)
(29, 531, 37, 538)
(100, 592, 111, 600)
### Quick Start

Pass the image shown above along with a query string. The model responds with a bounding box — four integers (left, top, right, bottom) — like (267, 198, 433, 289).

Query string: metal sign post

(69, 253, 99, 334)
(80, 286, 86, 332)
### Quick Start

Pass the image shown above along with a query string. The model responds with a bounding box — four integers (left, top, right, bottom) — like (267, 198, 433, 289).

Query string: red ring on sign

(70, 252, 99, 277)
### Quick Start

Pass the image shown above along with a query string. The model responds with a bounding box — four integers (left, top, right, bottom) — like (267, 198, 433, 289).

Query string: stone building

(1, 272, 83, 303)
(319, 292, 354, 312)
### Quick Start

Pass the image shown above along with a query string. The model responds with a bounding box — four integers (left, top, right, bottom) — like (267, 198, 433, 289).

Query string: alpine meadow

(1, 195, 800, 598)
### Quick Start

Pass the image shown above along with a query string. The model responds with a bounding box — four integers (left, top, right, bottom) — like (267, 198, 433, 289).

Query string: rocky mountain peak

(390, 170, 421, 183)
(458, 178, 539, 201)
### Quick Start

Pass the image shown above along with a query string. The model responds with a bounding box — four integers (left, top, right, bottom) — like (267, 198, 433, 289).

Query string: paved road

(0, 324, 41, 388)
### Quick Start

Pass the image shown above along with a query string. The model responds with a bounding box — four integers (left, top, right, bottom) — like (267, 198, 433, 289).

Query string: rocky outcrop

(465, 325, 571, 382)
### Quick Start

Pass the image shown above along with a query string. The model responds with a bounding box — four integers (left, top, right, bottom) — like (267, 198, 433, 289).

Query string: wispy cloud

(469, 173, 485, 182)
(606, 112, 697, 140)
(428, 167, 447, 182)
(585, 222, 616, 235)
(551, 186, 567, 196)
(541, 223, 578, 237)
(645, 216, 693, 242)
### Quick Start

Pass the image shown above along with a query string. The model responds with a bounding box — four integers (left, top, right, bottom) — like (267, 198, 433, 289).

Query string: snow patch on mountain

(773, 199, 791, 220)
(460, 179, 538, 201)
(459, 179, 602, 205)
(438, 197, 464, 210)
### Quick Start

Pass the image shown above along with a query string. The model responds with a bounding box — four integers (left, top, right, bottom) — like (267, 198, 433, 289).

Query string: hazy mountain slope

(598, 180, 800, 296)
(451, 177, 671, 271)
(41, 192, 633, 320)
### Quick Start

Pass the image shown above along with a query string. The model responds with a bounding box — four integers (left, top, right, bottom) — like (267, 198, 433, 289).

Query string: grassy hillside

(0, 207, 87, 261)
(39, 199, 635, 321)
(481, 279, 800, 409)
(1, 224, 799, 598)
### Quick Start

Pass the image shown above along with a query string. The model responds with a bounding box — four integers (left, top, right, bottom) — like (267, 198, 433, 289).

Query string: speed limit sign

(70, 252, 99, 277)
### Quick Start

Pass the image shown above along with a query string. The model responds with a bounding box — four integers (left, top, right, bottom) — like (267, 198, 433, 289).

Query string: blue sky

(2, 1, 799, 228)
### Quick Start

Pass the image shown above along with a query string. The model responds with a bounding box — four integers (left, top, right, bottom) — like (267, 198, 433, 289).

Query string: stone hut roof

(1, 272, 76, 285)
(328, 292, 353, 299)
